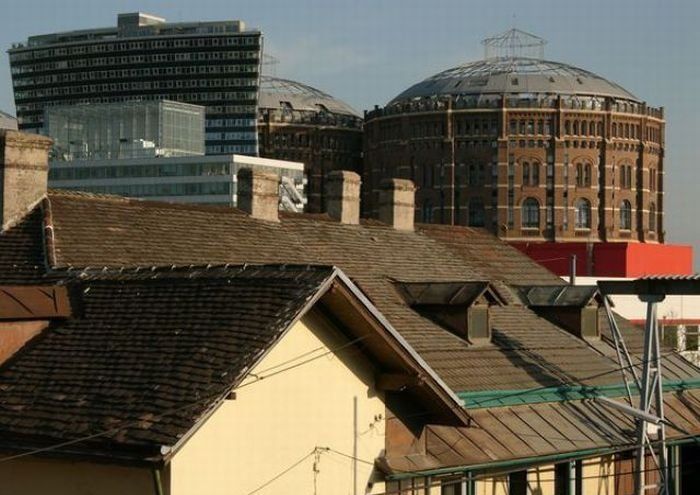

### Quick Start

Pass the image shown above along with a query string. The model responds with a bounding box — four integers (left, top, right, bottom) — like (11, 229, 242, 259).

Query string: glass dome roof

(389, 56, 639, 105)
(259, 76, 360, 117)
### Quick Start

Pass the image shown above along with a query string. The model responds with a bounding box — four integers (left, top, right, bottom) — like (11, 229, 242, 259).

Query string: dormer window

(515, 285, 604, 339)
(395, 281, 504, 344)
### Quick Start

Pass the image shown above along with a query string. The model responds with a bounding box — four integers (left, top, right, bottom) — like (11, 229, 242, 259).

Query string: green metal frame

(458, 378, 700, 409)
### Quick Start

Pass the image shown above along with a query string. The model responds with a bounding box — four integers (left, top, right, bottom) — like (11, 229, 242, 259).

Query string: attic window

(511, 78, 519, 86)
(395, 281, 504, 344)
(515, 285, 603, 340)
(280, 101, 293, 110)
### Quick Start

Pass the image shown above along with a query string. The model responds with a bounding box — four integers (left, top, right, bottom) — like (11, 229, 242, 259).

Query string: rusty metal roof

(383, 389, 700, 476)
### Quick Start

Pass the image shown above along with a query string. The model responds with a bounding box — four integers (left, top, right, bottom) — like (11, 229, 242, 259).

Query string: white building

(49, 154, 306, 211)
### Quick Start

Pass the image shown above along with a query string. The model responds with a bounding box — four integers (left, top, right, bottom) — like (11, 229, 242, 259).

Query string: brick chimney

(0, 130, 53, 231)
(378, 178, 416, 231)
(326, 170, 361, 225)
(237, 168, 279, 222)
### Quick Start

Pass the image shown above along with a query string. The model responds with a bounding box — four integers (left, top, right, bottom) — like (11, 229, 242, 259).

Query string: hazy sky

(1, 0, 699, 266)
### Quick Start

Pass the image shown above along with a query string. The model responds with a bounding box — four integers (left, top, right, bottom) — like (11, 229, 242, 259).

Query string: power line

(245, 448, 317, 495)
(0, 333, 371, 464)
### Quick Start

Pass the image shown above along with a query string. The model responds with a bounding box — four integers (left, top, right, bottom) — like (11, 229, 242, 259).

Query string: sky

(1, 0, 699, 266)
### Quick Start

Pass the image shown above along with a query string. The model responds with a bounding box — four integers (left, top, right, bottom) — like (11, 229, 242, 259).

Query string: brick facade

(364, 96, 665, 244)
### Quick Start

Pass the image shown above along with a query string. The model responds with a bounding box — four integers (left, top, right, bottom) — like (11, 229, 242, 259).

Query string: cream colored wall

(581, 455, 614, 495)
(474, 475, 508, 495)
(474, 456, 615, 495)
(527, 465, 555, 495)
(170, 309, 387, 495)
(0, 457, 155, 495)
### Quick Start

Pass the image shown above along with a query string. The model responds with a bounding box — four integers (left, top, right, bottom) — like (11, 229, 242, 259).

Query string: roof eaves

(333, 270, 468, 414)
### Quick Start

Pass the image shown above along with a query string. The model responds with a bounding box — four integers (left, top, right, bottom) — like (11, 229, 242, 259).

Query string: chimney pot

(326, 170, 361, 225)
(378, 178, 416, 231)
(236, 168, 279, 222)
(0, 130, 53, 231)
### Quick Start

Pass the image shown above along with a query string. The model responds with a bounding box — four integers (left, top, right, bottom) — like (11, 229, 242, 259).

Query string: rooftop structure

(46, 100, 205, 160)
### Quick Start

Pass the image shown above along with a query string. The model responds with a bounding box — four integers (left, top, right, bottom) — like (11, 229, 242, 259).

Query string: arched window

(626, 165, 632, 189)
(422, 200, 433, 223)
(649, 203, 657, 232)
(612, 123, 618, 137)
(584, 163, 592, 187)
(522, 162, 530, 185)
(620, 200, 632, 230)
(573, 121, 579, 135)
(565, 121, 571, 135)
(468, 164, 477, 186)
(576, 163, 583, 187)
(423, 163, 433, 187)
(532, 163, 540, 185)
(522, 197, 540, 228)
(581, 121, 588, 135)
(597, 122, 603, 135)
(575, 198, 592, 229)
(468, 197, 485, 227)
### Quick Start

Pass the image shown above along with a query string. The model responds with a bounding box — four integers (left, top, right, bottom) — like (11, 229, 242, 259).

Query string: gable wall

(169, 309, 387, 495)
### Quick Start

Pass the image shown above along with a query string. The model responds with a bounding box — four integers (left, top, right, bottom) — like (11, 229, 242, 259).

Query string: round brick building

(257, 75, 363, 212)
(364, 29, 664, 245)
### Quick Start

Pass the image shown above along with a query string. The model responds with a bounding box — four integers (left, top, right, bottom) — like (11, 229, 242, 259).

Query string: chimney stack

(0, 130, 53, 231)
(378, 178, 416, 231)
(237, 168, 280, 222)
(326, 170, 361, 225)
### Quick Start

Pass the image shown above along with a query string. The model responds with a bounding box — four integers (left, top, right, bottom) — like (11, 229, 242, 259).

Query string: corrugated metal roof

(384, 389, 700, 476)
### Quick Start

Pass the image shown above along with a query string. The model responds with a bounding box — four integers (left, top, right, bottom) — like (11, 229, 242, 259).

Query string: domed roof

(259, 76, 360, 117)
(389, 56, 639, 105)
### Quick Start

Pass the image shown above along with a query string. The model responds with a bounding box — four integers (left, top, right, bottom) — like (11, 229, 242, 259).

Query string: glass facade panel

(46, 100, 205, 160)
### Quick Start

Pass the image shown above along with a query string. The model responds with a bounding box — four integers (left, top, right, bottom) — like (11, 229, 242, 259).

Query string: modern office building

(0, 111, 17, 130)
(364, 29, 691, 276)
(49, 154, 305, 210)
(257, 75, 363, 212)
(46, 100, 205, 160)
(8, 12, 262, 154)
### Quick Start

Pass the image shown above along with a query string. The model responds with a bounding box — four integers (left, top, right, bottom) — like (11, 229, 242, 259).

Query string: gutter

(152, 468, 164, 495)
(387, 446, 626, 481)
(459, 377, 700, 409)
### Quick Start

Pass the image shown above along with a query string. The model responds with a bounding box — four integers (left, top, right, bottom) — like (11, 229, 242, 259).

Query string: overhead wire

(0, 333, 371, 464)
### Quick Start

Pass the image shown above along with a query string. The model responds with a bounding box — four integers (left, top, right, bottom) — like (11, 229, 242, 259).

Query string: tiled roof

(0, 208, 46, 284)
(19, 192, 695, 391)
(0, 264, 335, 461)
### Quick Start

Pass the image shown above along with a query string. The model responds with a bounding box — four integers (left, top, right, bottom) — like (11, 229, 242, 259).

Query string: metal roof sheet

(259, 75, 360, 117)
(389, 56, 639, 104)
